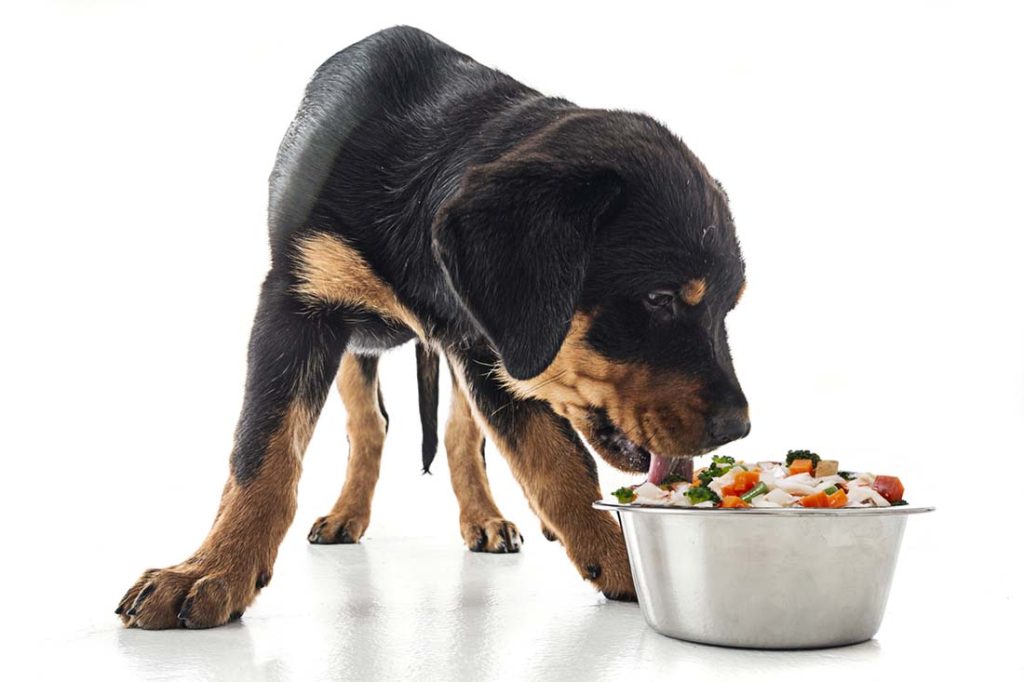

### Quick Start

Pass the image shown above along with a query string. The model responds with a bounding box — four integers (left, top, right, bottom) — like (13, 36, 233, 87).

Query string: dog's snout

(706, 408, 751, 447)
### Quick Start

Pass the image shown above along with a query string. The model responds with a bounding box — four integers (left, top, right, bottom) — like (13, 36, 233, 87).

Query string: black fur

(237, 24, 746, 481)
(230, 272, 348, 484)
(414, 342, 440, 473)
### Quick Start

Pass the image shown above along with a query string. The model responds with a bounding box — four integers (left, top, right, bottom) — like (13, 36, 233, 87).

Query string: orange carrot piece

(733, 470, 760, 494)
(721, 484, 739, 497)
(789, 459, 814, 475)
(826, 488, 848, 508)
(721, 496, 750, 508)
(799, 491, 830, 507)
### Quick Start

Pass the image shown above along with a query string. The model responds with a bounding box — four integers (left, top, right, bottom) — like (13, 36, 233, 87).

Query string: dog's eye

(645, 290, 676, 310)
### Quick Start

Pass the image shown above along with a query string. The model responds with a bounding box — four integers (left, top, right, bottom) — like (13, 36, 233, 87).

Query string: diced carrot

(799, 491, 830, 507)
(721, 496, 750, 508)
(872, 475, 904, 503)
(789, 459, 814, 475)
(826, 488, 848, 508)
(720, 484, 739, 497)
(733, 470, 760, 494)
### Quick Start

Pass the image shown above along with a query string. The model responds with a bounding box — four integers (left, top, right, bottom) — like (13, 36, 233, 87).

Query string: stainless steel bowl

(593, 501, 934, 649)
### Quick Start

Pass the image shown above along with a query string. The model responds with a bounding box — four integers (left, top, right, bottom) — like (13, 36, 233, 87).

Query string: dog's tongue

(647, 454, 694, 486)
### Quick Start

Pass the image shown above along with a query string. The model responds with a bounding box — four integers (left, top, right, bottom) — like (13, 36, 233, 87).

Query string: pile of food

(611, 450, 906, 509)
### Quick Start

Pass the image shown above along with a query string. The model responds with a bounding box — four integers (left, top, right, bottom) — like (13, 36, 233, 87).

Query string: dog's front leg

(116, 273, 348, 629)
(449, 348, 636, 601)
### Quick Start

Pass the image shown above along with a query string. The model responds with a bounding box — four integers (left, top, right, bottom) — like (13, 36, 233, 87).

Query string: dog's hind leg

(444, 363, 523, 553)
(116, 271, 349, 629)
(307, 353, 388, 544)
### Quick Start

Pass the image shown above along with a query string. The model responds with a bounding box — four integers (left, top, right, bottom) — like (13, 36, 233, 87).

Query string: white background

(1, 1, 1021, 679)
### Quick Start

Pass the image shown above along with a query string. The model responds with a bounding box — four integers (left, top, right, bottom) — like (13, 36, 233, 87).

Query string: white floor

(7, 484, 1018, 680)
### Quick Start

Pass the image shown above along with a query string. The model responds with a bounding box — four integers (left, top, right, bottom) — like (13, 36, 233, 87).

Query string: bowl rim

(593, 500, 935, 516)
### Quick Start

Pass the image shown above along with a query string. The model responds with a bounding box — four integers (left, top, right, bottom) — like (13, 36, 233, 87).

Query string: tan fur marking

(311, 354, 388, 543)
(119, 399, 316, 629)
(293, 232, 425, 338)
(445, 380, 519, 551)
(498, 313, 706, 461)
(682, 278, 707, 306)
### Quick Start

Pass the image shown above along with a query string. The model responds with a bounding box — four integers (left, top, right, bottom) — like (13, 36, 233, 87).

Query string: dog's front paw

(571, 523, 637, 602)
(308, 513, 369, 544)
(461, 516, 523, 553)
(116, 560, 269, 630)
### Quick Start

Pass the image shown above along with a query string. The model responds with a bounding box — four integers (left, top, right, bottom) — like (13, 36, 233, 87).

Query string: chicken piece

(814, 459, 839, 477)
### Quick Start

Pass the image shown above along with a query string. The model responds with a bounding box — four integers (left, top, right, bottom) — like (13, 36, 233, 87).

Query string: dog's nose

(706, 408, 751, 447)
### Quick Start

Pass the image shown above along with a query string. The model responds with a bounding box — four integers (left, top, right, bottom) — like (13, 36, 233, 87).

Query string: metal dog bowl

(593, 501, 934, 649)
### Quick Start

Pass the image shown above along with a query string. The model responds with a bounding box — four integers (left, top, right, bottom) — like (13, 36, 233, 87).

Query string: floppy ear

(432, 158, 624, 380)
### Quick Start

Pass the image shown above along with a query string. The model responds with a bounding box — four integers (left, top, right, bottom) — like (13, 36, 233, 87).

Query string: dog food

(611, 450, 907, 508)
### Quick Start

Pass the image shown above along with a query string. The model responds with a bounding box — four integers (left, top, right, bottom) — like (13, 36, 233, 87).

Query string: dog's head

(433, 111, 747, 479)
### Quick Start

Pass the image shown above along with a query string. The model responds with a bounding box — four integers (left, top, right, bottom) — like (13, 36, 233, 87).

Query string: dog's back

(267, 27, 576, 321)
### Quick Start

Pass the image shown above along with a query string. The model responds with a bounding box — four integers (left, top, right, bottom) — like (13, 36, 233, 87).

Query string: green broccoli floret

(698, 455, 735, 486)
(685, 486, 721, 505)
(658, 473, 688, 489)
(785, 450, 821, 467)
(611, 486, 637, 503)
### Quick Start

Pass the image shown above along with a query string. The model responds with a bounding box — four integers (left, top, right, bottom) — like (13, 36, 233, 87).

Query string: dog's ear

(433, 158, 624, 380)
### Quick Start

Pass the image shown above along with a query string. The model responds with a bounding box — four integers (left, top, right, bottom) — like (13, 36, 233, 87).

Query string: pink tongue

(647, 454, 693, 485)
(647, 454, 672, 486)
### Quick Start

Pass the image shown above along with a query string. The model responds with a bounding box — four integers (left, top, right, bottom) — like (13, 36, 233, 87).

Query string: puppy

(117, 26, 749, 629)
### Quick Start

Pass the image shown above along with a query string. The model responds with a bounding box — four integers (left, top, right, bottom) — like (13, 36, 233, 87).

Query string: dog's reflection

(116, 540, 883, 678)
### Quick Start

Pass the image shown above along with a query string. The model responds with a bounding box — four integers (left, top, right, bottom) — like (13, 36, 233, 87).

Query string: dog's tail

(415, 341, 440, 474)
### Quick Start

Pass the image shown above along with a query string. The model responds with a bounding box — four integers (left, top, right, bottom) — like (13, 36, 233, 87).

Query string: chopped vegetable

(814, 460, 839, 477)
(610, 453, 909, 509)
(698, 456, 735, 487)
(872, 475, 904, 503)
(612, 486, 637, 503)
(658, 472, 688, 489)
(740, 481, 769, 503)
(826, 488, 848, 508)
(789, 459, 815, 476)
(685, 486, 721, 505)
(785, 450, 821, 467)
(799, 491, 830, 508)
(733, 470, 760, 494)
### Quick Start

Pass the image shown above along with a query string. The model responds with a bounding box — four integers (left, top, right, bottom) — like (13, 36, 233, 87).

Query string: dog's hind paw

(307, 513, 368, 544)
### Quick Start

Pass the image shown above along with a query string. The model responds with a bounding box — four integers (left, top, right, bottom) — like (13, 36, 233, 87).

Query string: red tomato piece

(873, 475, 905, 503)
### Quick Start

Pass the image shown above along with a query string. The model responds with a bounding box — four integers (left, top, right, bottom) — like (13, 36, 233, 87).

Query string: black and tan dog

(117, 26, 749, 629)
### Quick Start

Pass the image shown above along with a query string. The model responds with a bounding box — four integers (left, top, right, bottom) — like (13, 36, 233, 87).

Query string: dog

(116, 26, 749, 629)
